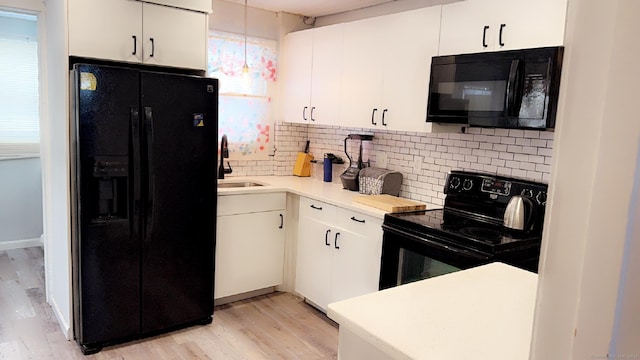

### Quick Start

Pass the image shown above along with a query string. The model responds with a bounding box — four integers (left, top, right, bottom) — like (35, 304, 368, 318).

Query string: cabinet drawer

(218, 192, 286, 216)
(336, 208, 382, 238)
(299, 197, 336, 223)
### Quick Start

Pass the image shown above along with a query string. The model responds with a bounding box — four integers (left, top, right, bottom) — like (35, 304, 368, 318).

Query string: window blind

(0, 11, 39, 158)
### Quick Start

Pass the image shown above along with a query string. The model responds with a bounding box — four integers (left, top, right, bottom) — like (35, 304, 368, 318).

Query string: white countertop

(217, 175, 429, 219)
(327, 262, 538, 360)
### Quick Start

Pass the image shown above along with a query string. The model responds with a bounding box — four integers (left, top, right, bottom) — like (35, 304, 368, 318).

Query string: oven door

(379, 226, 491, 290)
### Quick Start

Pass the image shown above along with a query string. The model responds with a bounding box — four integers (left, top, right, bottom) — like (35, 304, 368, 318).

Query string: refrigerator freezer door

(139, 71, 217, 333)
(72, 64, 142, 347)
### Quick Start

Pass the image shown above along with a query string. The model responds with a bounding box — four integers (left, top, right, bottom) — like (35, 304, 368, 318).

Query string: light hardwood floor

(0, 247, 338, 359)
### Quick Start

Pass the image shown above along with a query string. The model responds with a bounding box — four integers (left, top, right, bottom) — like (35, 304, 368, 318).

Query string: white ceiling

(222, 0, 398, 17)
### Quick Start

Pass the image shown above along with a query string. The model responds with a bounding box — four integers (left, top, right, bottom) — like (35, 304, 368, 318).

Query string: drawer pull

(310, 204, 323, 211)
(350, 216, 365, 223)
(132, 35, 137, 55)
(279, 213, 284, 229)
(334, 232, 340, 249)
(325, 229, 331, 246)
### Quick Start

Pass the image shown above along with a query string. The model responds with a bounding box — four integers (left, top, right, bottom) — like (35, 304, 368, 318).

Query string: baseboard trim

(0, 238, 43, 251)
(49, 295, 72, 340)
(214, 287, 276, 306)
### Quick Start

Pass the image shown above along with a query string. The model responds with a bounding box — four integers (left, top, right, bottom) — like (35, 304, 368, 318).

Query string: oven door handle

(382, 225, 491, 261)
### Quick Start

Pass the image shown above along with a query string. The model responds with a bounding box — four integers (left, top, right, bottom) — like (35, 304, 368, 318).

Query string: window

(0, 11, 39, 158)
(207, 31, 277, 160)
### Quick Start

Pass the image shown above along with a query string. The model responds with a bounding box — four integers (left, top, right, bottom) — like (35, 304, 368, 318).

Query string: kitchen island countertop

(327, 262, 538, 360)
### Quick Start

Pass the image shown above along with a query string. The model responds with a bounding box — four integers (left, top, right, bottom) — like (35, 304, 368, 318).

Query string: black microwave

(426, 46, 564, 129)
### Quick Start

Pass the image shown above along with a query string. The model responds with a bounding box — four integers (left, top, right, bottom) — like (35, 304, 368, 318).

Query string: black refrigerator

(70, 63, 218, 354)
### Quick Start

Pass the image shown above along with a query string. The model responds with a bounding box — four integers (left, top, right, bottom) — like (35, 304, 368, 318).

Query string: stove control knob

(521, 189, 534, 197)
(462, 179, 473, 191)
(449, 176, 461, 190)
(536, 191, 547, 205)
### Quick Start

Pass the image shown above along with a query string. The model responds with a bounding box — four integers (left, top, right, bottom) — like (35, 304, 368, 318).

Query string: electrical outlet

(413, 156, 423, 172)
(377, 152, 388, 168)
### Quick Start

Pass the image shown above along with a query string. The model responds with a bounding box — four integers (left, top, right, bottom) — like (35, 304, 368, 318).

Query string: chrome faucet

(218, 134, 232, 179)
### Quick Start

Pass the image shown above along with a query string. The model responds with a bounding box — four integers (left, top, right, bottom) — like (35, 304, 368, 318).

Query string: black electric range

(379, 171, 548, 290)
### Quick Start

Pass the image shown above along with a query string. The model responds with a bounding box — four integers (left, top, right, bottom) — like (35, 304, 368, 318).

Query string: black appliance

(70, 63, 218, 354)
(340, 134, 373, 191)
(426, 46, 564, 129)
(379, 171, 547, 290)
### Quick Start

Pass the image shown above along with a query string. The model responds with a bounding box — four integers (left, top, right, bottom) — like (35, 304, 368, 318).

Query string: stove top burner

(384, 209, 542, 253)
(458, 227, 503, 243)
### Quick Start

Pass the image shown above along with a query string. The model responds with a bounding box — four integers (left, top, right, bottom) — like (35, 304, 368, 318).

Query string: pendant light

(242, 0, 249, 76)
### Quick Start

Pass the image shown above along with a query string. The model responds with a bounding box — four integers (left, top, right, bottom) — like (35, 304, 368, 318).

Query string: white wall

(316, 0, 458, 26)
(610, 149, 640, 356)
(530, 0, 640, 358)
(0, 158, 43, 248)
(209, 0, 307, 39)
(1, 0, 71, 341)
(41, 0, 72, 340)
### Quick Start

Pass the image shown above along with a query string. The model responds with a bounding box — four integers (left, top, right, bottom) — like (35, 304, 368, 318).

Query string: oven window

(397, 248, 461, 285)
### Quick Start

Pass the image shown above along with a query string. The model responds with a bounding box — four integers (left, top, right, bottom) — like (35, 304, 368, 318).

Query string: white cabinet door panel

(142, 3, 206, 69)
(294, 216, 333, 310)
(439, 0, 495, 55)
(341, 17, 383, 129)
(282, 30, 313, 124)
(68, 0, 142, 62)
(496, 0, 567, 51)
(381, 6, 441, 132)
(215, 210, 285, 299)
(310, 24, 344, 125)
(330, 228, 382, 305)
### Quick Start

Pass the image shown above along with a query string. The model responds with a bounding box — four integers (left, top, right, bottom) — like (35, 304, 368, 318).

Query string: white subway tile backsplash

(230, 123, 554, 208)
(540, 131, 555, 139)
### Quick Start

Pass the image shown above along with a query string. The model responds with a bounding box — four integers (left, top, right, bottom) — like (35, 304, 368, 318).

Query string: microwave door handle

(506, 59, 521, 117)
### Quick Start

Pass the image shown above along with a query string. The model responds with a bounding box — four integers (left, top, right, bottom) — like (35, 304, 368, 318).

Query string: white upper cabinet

(282, 30, 313, 124)
(439, 0, 567, 55)
(69, 0, 142, 63)
(341, 6, 444, 132)
(141, 3, 206, 70)
(68, 0, 207, 70)
(309, 25, 344, 125)
(380, 7, 442, 132)
(282, 24, 343, 124)
(341, 16, 383, 129)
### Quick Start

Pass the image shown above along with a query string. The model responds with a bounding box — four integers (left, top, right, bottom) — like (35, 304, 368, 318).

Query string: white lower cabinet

(215, 193, 286, 299)
(295, 197, 383, 311)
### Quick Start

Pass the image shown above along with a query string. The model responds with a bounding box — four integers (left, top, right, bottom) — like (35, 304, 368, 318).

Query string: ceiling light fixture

(242, 0, 249, 76)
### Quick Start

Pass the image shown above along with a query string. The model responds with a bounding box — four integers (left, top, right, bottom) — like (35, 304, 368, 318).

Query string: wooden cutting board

(353, 194, 427, 213)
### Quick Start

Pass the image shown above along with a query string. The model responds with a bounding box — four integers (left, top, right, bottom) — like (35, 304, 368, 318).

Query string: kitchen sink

(218, 181, 265, 188)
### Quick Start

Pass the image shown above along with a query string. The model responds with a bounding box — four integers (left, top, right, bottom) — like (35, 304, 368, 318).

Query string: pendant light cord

(243, 0, 248, 70)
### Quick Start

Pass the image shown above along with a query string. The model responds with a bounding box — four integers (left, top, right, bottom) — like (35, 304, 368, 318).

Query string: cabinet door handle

(150, 37, 155, 57)
(310, 106, 316, 121)
(371, 108, 378, 125)
(482, 25, 490, 48)
(303, 106, 308, 121)
(132, 35, 137, 55)
(381, 109, 388, 126)
(499, 24, 506, 47)
(325, 229, 331, 246)
(350, 216, 365, 224)
(310, 204, 322, 211)
(334, 232, 340, 249)
(279, 213, 284, 229)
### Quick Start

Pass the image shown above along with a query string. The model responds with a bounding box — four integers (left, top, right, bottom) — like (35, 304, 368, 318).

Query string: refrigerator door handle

(131, 107, 141, 238)
(144, 106, 155, 240)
